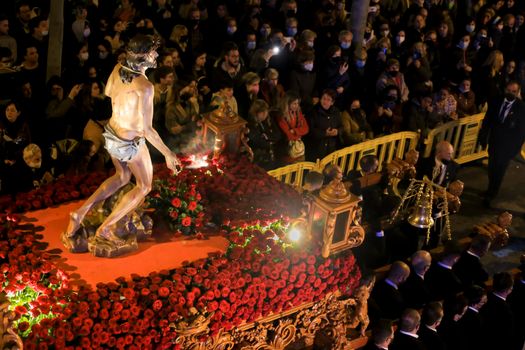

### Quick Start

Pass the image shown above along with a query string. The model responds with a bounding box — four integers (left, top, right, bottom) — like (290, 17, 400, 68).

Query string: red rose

(169, 211, 178, 220)
(153, 299, 163, 311)
(171, 198, 182, 208)
(182, 217, 192, 227)
(158, 286, 170, 297)
(188, 201, 197, 211)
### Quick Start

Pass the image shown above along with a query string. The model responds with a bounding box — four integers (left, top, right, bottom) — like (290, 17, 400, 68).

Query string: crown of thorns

(126, 34, 161, 56)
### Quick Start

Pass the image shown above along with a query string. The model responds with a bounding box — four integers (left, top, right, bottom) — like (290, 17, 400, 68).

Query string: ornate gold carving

(322, 211, 337, 258)
(320, 178, 351, 204)
(0, 293, 23, 350)
(173, 288, 372, 350)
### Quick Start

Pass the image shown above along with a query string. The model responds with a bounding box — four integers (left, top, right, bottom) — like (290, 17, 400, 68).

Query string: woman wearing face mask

(340, 98, 373, 146)
(318, 45, 350, 105)
(0, 100, 31, 159)
(452, 78, 478, 117)
(405, 41, 432, 94)
(473, 49, 505, 108)
(276, 91, 309, 163)
(260, 68, 285, 109)
(446, 33, 474, 85)
(61, 43, 91, 93)
(247, 99, 282, 169)
(0, 100, 31, 195)
(391, 30, 408, 62)
(370, 85, 403, 135)
(288, 49, 318, 113)
(167, 24, 191, 69)
(308, 89, 342, 160)
(93, 39, 114, 82)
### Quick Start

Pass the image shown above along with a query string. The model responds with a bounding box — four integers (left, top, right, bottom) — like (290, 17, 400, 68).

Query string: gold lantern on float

(202, 96, 251, 159)
(307, 176, 365, 258)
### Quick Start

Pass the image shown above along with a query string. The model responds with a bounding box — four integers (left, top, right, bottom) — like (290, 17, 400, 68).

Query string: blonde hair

(169, 25, 188, 44)
(483, 50, 504, 76)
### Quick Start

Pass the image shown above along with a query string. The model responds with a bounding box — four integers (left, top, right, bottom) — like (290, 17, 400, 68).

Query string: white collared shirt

(385, 278, 398, 290)
(433, 157, 446, 185)
(425, 325, 438, 332)
(399, 330, 419, 338)
(466, 250, 480, 259)
(438, 261, 453, 270)
(416, 273, 425, 280)
(493, 292, 506, 301)
(468, 306, 479, 313)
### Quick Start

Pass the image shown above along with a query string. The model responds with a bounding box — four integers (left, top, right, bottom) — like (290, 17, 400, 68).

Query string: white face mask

(79, 52, 89, 61)
(41, 30, 49, 36)
(396, 35, 405, 44)
(303, 63, 314, 71)
(99, 52, 108, 59)
(83, 28, 91, 37)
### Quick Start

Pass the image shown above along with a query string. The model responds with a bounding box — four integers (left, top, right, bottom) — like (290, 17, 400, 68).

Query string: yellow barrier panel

(268, 132, 419, 188)
(422, 113, 488, 164)
(319, 132, 420, 174)
(267, 160, 320, 189)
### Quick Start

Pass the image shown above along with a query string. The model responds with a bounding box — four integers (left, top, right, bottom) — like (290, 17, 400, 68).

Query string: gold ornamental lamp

(202, 98, 251, 159)
(307, 177, 365, 258)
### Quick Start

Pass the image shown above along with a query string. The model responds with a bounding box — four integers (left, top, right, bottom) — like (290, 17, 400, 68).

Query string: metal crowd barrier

(268, 132, 420, 188)
(268, 113, 491, 187)
(422, 113, 488, 164)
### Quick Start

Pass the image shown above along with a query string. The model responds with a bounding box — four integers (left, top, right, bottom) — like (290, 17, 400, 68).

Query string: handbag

(288, 139, 305, 158)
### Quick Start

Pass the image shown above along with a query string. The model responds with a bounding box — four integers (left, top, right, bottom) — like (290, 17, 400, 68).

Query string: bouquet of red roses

(147, 174, 204, 235)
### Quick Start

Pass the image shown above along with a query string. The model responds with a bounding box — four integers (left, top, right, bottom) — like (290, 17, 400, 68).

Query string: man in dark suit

(438, 294, 469, 350)
(416, 140, 459, 248)
(370, 261, 410, 321)
(508, 262, 525, 350)
(453, 234, 491, 288)
(390, 308, 427, 350)
(425, 240, 463, 302)
(363, 319, 395, 350)
(417, 140, 458, 188)
(400, 250, 432, 310)
(479, 80, 525, 207)
(419, 301, 446, 350)
(480, 272, 515, 350)
(459, 285, 487, 350)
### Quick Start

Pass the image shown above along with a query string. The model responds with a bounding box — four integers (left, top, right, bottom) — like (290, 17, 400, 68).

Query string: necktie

(499, 101, 510, 123)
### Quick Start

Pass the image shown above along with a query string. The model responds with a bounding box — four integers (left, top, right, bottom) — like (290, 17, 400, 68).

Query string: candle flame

(187, 154, 209, 169)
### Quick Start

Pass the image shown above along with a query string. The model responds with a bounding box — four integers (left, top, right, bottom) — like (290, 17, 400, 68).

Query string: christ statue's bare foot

(65, 212, 81, 238)
(95, 226, 126, 246)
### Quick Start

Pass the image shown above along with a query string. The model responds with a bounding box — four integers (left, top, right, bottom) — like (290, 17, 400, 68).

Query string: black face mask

(388, 70, 399, 77)
(504, 92, 516, 101)
(286, 10, 296, 17)
(441, 158, 451, 165)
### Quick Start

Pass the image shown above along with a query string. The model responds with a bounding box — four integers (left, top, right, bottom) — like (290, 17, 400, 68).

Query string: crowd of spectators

(1, 0, 525, 194)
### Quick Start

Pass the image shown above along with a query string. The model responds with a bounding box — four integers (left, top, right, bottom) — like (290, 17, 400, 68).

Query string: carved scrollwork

(0, 293, 23, 350)
(173, 290, 371, 350)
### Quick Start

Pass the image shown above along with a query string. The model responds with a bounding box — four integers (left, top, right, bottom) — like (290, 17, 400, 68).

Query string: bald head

(400, 308, 421, 333)
(435, 141, 454, 162)
(411, 250, 432, 276)
(388, 261, 411, 285)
